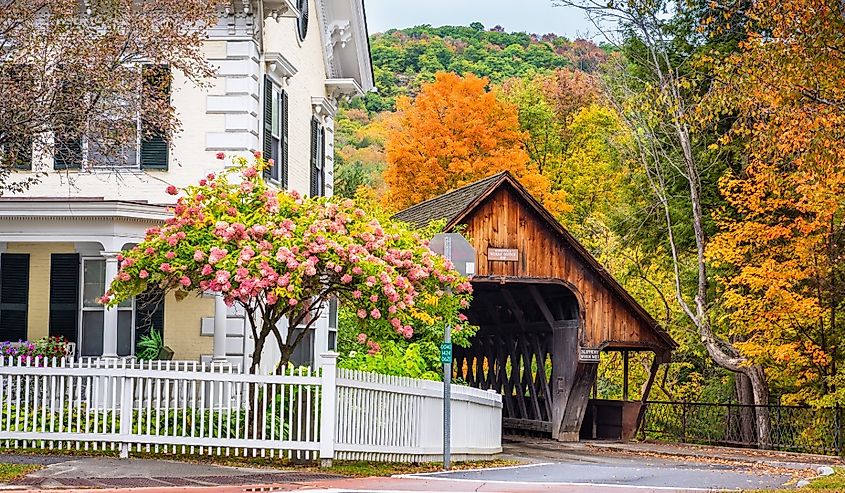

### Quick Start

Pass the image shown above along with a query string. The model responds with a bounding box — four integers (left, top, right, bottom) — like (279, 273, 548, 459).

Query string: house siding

(5, 0, 337, 203)
(0, 0, 366, 366)
(163, 292, 214, 361)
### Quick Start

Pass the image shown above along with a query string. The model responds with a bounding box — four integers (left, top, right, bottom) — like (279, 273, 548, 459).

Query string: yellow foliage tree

(708, 0, 845, 404)
(384, 72, 569, 214)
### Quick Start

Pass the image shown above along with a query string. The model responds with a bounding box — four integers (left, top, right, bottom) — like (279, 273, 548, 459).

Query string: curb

(582, 442, 837, 470)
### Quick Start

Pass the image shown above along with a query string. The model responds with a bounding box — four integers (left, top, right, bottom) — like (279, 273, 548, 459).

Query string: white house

(0, 0, 374, 373)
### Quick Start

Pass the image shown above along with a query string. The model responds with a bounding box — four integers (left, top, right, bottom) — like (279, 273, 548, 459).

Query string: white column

(213, 294, 228, 362)
(101, 252, 120, 358)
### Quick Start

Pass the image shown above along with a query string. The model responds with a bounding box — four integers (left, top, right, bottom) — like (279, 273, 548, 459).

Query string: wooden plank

(622, 350, 629, 401)
(496, 339, 516, 419)
(500, 287, 527, 327)
(502, 417, 552, 433)
(557, 363, 598, 441)
(528, 285, 558, 330)
(531, 333, 554, 422)
(520, 335, 543, 421)
(507, 338, 530, 420)
(635, 355, 661, 434)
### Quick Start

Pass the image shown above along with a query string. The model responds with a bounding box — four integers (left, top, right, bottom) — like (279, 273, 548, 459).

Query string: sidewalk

(501, 435, 844, 470)
(586, 440, 845, 467)
(1, 455, 345, 490)
(1, 452, 733, 493)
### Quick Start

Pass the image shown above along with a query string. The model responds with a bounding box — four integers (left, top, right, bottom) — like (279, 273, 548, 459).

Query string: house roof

(392, 173, 505, 229)
(393, 172, 678, 351)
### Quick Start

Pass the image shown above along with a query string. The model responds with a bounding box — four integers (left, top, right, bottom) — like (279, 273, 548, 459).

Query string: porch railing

(641, 400, 845, 456)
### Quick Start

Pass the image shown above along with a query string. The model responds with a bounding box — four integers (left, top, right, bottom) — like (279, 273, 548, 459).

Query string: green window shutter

(263, 75, 273, 180)
(53, 136, 82, 170)
(281, 90, 289, 188)
(49, 253, 80, 343)
(3, 64, 33, 171)
(319, 125, 326, 197)
(53, 67, 82, 170)
(134, 288, 165, 350)
(140, 65, 170, 170)
(140, 136, 168, 170)
(309, 118, 319, 197)
(5, 134, 33, 171)
(0, 253, 30, 342)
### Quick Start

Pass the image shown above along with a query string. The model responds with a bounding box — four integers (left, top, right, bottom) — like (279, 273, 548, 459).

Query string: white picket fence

(335, 369, 503, 462)
(0, 354, 502, 463)
(0, 356, 324, 460)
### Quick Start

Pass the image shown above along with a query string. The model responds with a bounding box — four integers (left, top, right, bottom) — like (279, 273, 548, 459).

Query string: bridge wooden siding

(394, 172, 676, 441)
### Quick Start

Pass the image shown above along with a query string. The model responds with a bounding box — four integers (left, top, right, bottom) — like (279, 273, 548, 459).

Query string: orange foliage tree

(384, 72, 569, 214)
(708, 0, 845, 403)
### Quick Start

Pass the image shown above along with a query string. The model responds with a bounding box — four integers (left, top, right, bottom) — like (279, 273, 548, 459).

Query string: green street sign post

(440, 342, 452, 364)
(429, 233, 475, 471)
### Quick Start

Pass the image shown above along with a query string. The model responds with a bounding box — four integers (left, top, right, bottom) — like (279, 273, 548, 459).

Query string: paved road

(398, 457, 791, 491)
(2, 440, 820, 492)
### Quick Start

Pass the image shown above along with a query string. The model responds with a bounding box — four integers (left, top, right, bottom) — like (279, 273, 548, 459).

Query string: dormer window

(296, 0, 309, 41)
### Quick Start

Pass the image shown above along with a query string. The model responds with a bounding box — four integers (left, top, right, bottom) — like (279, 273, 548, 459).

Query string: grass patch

(0, 463, 41, 483)
(795, 467, 845, 491)
(311, 459, 518, 477)
(749, 467, 845, 492)
(0, 447, 518, 478)
(153, 454, 519, 477)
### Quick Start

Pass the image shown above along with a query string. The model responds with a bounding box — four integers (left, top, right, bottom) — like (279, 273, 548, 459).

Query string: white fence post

(118, 366, 133, 459)
(319, 352, 338, 468)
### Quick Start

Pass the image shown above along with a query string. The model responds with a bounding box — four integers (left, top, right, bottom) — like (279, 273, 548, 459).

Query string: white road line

(389, 475, 739, 492)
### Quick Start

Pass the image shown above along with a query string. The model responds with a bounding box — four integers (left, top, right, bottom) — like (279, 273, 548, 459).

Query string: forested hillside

(336, 2, 845, 432)
(335, 24, 609, 198)
(363, 24, 608, 112)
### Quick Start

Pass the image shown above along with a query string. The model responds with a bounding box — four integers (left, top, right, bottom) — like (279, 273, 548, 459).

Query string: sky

(364, 0, 599, 40)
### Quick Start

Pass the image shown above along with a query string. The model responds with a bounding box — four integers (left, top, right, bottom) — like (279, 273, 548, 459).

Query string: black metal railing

(641, 401, 845, 456)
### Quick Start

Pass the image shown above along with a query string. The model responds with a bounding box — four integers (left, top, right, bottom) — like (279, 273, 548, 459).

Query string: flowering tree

(0, 0, 221, 193)
(105, 155, 473, 374)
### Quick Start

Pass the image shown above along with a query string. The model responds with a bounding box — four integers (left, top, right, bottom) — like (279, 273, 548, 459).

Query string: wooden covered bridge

(395, 172, 677, 441)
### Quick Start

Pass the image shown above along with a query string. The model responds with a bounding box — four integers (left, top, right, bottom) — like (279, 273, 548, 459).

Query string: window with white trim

(328, 297, 338, 351)
(79, 258, 134, 357)
(53, 64, 170, 171)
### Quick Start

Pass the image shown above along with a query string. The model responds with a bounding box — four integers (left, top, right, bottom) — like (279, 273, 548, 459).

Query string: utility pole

(428, 232, 475, 472)
(442, 234, 453, 470)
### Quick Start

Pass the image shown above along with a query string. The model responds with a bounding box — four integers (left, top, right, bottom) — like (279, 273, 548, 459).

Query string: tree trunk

(746, 364, 771, 448)
(734, 372, 756, 445)
(248, 321, 272, 375)
(697, 317, 771, 449)
(276, 345, 293, 374)
(249, 335, 265, 375)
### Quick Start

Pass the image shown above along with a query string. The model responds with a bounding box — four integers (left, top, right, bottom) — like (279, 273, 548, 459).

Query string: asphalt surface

(1, 439, 830, 492)
(403, 457, 791, 490)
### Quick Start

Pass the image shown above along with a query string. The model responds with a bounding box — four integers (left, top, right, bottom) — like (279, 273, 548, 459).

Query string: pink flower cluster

(105, 161, 473, 350)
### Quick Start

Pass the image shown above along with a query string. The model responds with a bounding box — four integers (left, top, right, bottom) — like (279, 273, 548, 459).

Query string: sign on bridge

(578, 347, 601, 363)
(430, 233, 476, 277)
